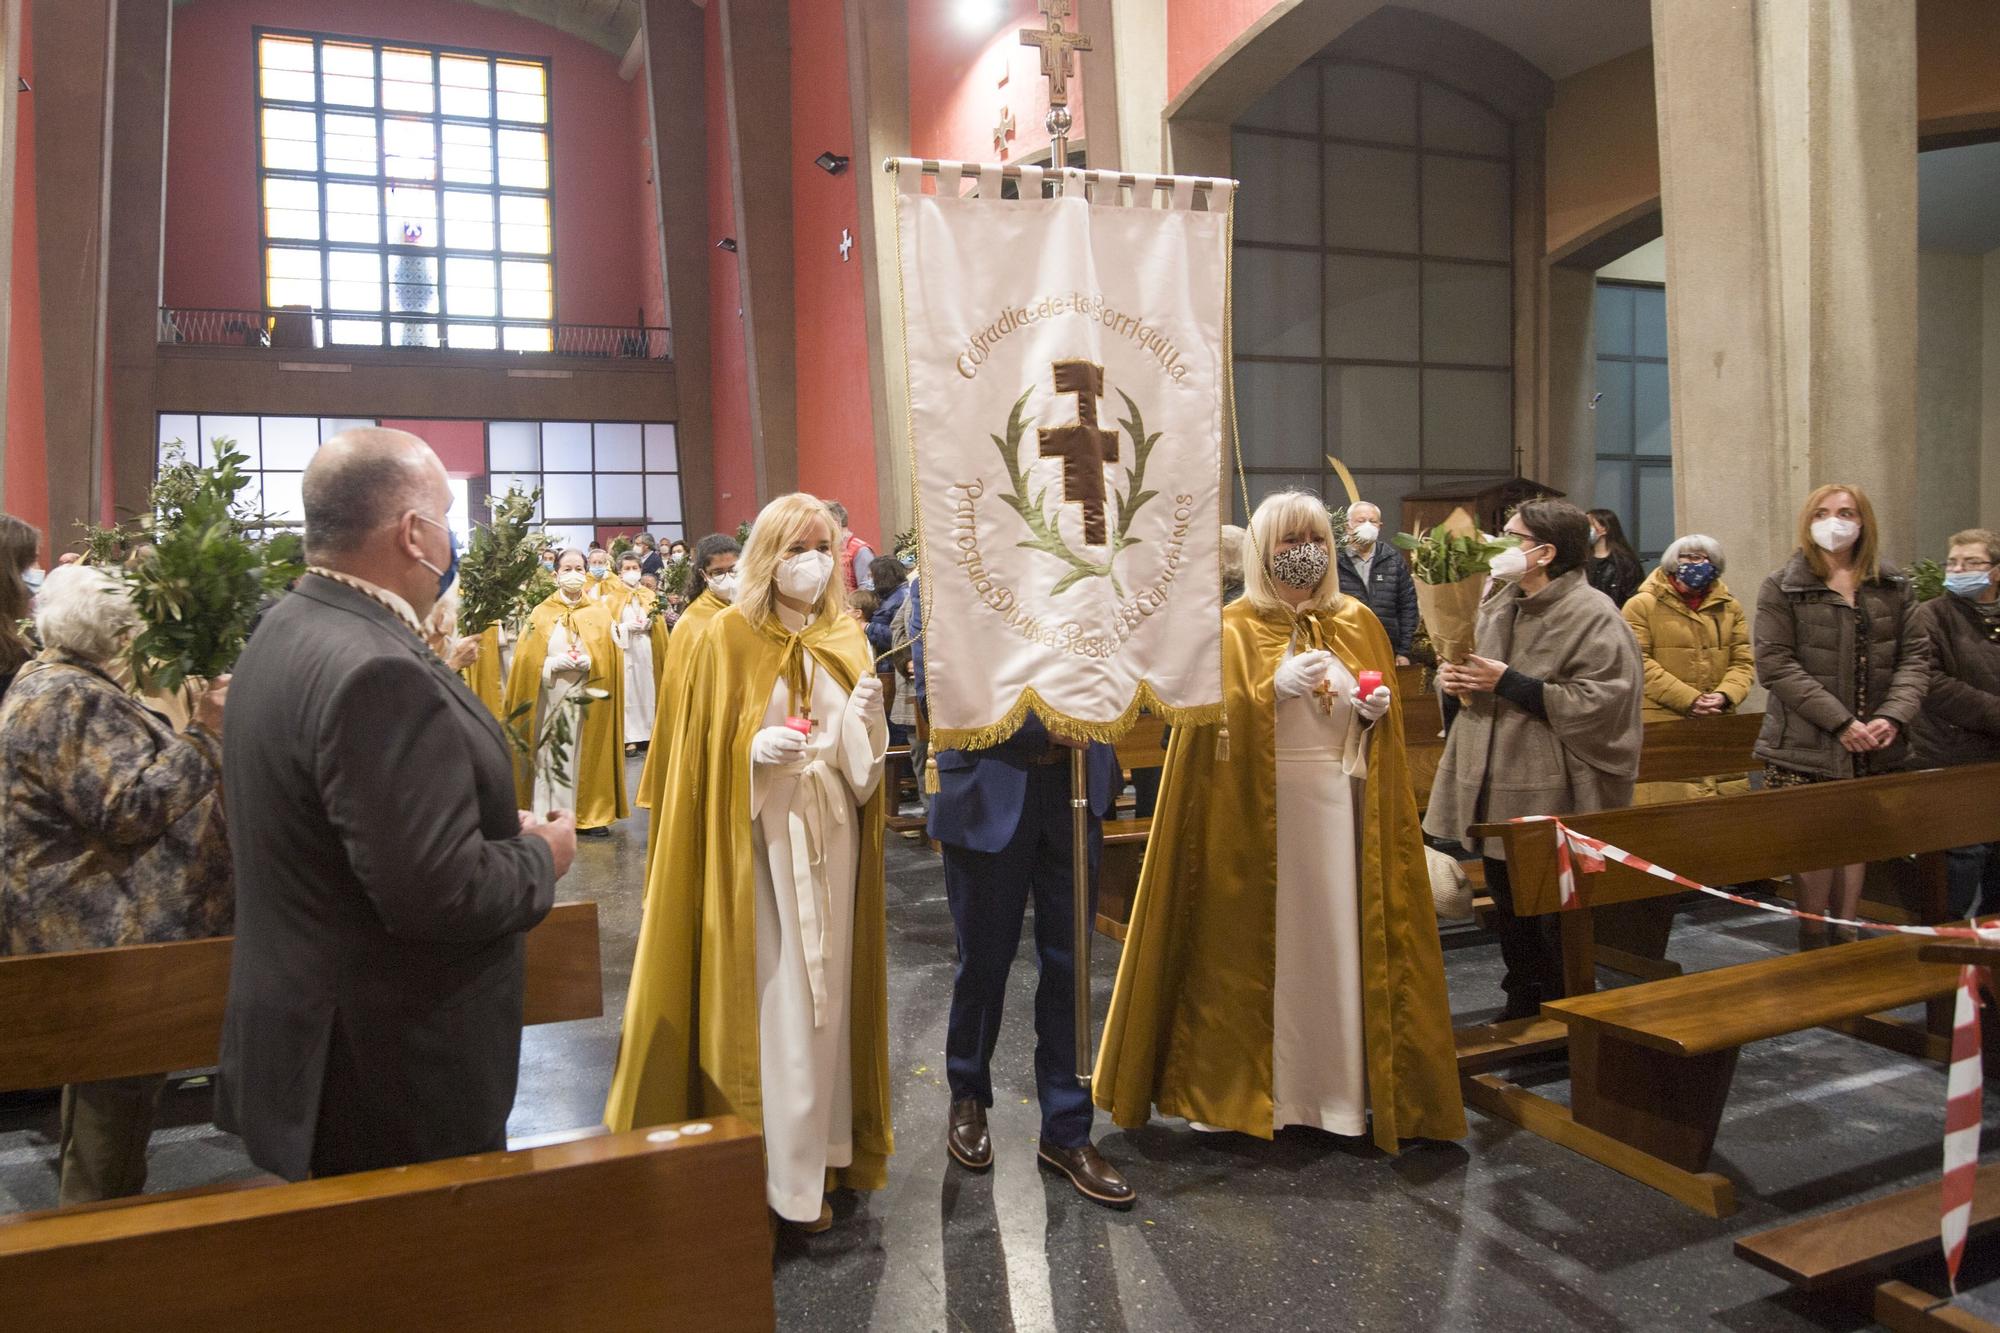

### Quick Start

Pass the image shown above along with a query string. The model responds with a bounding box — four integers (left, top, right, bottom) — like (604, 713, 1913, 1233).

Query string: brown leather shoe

(947, 1098, 991, 1170)
(1037, 1140, 1136, 1210)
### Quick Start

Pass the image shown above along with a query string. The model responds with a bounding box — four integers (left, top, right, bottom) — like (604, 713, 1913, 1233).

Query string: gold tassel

(1216, 724, 1231, 762)
(924, 756, 941, 794)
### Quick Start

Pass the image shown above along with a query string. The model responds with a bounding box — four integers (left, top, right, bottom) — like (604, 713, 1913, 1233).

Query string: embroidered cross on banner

(1037, 359, 1120, 546)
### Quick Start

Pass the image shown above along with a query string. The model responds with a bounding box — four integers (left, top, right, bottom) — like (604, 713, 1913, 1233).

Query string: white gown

(748, 607, 887, 1220)
(614, 595, 656, 744)
(1271, 653, 1371, 1135)
(530, 619, 587, 816)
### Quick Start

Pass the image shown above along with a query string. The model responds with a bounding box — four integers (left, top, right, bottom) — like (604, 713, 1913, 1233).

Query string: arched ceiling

(453, 0, 641, 56)
(172, 0, 643, 57)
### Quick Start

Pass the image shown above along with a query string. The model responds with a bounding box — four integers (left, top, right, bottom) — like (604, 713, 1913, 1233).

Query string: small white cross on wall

(838, 229, 853, 262)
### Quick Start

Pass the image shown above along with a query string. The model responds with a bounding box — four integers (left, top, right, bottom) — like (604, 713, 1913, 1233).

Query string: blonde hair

(737, 493, 845, 631)
(1240, 490, 1344, 616)
(1796, 483, 1882, 582)
(1949, 528, 2000, 567)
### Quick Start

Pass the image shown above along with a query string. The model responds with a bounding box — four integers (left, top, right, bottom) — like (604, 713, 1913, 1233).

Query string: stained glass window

(255, 30, 554, 350)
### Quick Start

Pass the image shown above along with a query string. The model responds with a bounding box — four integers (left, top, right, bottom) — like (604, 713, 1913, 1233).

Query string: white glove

(1352, 685, 1391, 724)
(850, 675, 884, 722)
(749, 725, 809, 769)
(543, 651, 588, 683)
(1273, 649, 1333, 700)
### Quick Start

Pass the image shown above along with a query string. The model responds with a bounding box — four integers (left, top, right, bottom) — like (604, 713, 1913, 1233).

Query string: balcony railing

(157, 307, 671, 361)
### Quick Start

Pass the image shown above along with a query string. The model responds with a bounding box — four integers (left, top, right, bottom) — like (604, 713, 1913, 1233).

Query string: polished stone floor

(4, 755, 1998, 1330)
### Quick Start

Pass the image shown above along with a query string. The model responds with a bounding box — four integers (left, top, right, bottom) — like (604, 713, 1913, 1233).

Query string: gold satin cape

(603, 605, 894, 1193)
(502, 594, 631, 829)
(1093, 598, 1467, 1153)
(635, 589, 727, 819)
(458, 624, 506, 723)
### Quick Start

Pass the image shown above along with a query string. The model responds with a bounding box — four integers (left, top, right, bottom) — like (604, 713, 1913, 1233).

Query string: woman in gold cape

(458, 624, 506, 722)
(605, 494, 891, 1231)
(1094, 491, 1465, 1153)
(634, 532, 743, 828)
(604, 550, 672, 751)
(502, 550, 630, 832)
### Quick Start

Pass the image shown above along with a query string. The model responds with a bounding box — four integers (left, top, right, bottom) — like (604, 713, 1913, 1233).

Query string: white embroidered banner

(892, 161, 1234, 748)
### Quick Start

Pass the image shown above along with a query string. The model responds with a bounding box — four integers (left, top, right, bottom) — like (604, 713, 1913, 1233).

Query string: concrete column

(843, 0, 909, 535)
(1652, 0, 1918, 582)
(639, 0, 714, 537)
(105, 0, 169, 526)
(32, 0, 114, 535)
(718, 0, 797, 504)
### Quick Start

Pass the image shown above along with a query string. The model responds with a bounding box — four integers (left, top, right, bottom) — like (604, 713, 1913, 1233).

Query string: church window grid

(253, 29, 557, 354)
(483, 421, 686, 550)
(1592, 280, 1673, 563)
(1231, 57, 1517, 525)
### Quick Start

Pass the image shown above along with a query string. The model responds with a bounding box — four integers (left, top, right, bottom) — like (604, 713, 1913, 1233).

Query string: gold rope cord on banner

(1222, 197, 1251, 524)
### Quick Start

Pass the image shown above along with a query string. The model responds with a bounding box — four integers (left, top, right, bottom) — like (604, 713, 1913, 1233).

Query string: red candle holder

(1356, 669, 1385, 697)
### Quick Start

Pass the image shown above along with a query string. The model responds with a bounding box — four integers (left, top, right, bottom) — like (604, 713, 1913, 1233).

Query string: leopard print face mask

(1270, 541, 1330, 590)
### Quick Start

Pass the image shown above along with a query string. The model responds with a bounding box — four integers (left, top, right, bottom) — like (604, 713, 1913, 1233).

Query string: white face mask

(587, 564, 609, 580)
(778, 550, 835, 603)
(706, 569, 740, 603)
(620, 570, 642, 587)
(23, 565, 45, 593)
(556, 570, 587, 595)
(1350, 521, 1379, 547)
(1489, 541, 1546, 582)
(1810, 517, 1860, 553)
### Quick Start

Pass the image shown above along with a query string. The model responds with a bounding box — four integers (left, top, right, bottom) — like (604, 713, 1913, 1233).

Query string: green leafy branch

(991, 389, 1123, 598)
(458, 486, 548, 637)
(1390, 521, 1515, 585)
(1909, 558, 1945, 603)
(125, 442, 303, 692)
(507, 685, 605, 803)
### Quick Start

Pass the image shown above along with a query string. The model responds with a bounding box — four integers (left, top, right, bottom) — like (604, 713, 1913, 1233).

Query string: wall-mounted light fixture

(715, 237, 738, 252)
(814, 151, 849, 175)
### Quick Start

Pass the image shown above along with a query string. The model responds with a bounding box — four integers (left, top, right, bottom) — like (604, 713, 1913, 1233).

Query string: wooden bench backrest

(1474, 763, 2000, 916)
(0, 1118, 774, 1331)
(0, 900, 602, 1092)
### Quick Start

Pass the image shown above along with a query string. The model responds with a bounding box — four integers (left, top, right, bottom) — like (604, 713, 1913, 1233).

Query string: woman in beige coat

(1424, 500, 1644, 1019)
(1622, 534, 1756, 802)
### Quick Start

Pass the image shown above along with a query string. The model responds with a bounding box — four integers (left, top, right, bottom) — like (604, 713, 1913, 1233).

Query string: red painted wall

(5, 2, 46, 538)
(1167, 0, 1282, 104)
(628, 66, 667, 331)
(909, 0, 1085, 164)
(789, 0, 878, 546)
(378, 416, 483, 475)
(705, 0, 755, 531)
(163, 0, 651, 328)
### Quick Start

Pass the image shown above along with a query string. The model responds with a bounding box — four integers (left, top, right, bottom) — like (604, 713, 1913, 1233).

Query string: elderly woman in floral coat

(0, 564, 232, 1205)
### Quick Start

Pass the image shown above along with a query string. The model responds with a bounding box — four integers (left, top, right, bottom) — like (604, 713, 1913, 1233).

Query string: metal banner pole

(1070, 744, 1093, 1087)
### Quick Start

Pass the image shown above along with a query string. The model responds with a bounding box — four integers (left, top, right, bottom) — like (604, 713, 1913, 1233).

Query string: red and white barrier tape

(1507, 816, 1997, 1286)
(1945, 966, 1984, 1292)
(1508, 814, 2000, 940)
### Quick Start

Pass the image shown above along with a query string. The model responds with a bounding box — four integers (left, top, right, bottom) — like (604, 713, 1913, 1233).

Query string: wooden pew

(1736, 1161, 2000, 1292)
(1459, 764, 2000, 1216)
(0, 900, 602, 1092)
(0, 1118, 776, 1331)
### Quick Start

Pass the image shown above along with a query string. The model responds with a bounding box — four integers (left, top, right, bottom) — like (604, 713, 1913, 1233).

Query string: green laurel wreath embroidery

(990, 385, 1162, 598)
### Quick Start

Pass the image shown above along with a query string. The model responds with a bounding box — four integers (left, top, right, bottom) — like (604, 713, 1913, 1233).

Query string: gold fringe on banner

(929, 680, 1228, 753)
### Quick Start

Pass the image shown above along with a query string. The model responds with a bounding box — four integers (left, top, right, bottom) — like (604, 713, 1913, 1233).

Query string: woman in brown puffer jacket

(1752, 483, 1929, 946)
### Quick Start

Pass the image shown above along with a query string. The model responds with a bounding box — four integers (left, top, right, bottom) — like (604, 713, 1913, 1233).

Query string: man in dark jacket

(1913, 528, 2000, 915)
(218, 428, 576, 1180)
(1335, 501, 1418, 661)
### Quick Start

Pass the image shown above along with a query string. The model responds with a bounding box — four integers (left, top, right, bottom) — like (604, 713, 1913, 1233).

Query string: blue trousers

(941, 765, 1101, 1149)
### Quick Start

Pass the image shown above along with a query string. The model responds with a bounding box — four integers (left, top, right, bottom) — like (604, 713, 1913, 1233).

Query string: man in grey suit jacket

(218, 428, 577, 1180)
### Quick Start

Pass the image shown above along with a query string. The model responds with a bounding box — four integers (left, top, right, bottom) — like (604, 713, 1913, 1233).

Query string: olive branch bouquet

(1388, 508, 1514, 665)
(457, 486, 547, 637)
(125, 441, 304, 693)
